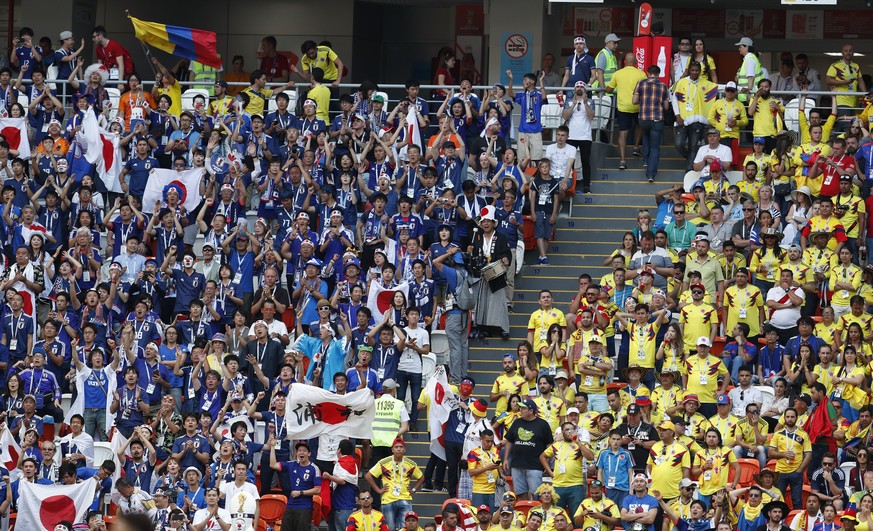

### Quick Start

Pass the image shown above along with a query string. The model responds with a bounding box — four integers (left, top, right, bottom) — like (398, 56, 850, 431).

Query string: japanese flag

(425, 365, 458, 460)
(97, 130, 124, 194)
(366, 281, 409, 322)
(143, 167, 206, 212)
(17, 479, 95, 531)
(0, 117, 30, 160)
(0, 426, 20, 472)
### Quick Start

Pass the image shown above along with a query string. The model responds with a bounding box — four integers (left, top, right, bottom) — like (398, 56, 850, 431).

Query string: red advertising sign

(672, 9, 725, 37)
(762, 10, 787, 39)
(455, 5, 484, 36)
(637, 3, 653, 36)
(823, 10, 873, 39)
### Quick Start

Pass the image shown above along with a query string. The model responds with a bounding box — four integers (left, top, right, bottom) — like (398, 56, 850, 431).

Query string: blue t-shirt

(172, 434, 211, 473)
(124, 156, 159, 197)
(228, 249, 255, 295)
(170, 269, 206, 314)
(279, 461, 322, 509)
(514, 90, 544, 133)
(83, 366, 111, 409)
(595, 448, 635, 492)
(621, 493, 660, 531)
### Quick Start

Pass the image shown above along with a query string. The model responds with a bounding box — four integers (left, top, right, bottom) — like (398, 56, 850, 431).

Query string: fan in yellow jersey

(768, 408, 813, 509)
(830, 247, 863, 318)
(490, 493, 527, 529)
(720, 244, 748, 285)
(540, 422, 590, 516)
(793, 125, 831, 196)
(615, 304, 670, 387)
(527, 291, 567, 356)
(534, 375, 568, 432)
(346, 491, 390, 531)
(733, 404, 770, 467)
(568, 308, 606, 378)
(647, 420, 691, 500)
(798, 92, 837, 145)
(651, 371, 683, 424)
(838, 297, 873, 343)
(656, 323, 685, 372)
(744, 140, 771, 181)
(708, 394, 741, 443)
(815, 308, 840, 349)
(490, 505, 523, 531)
(364, 438, 424, 516)
(571, 480, 620, 529)
(675, 394, 713, 441)
(749, 232, 786, 289)
(468, 431, 503, 510)
(693, 427, 739, 503)
(723, 268, 765, 339)
(575, 335, 612, 408)
(679, 286, 717, 354)
(683, 337, 730, 412)
(778, 245, 814, 292)
(490, 355, 531, 417)
(531, 484, 571, 531)
(708, 81, 749, 146)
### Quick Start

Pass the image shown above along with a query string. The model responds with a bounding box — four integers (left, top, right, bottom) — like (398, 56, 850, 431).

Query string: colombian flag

(130, 16, 221, 68)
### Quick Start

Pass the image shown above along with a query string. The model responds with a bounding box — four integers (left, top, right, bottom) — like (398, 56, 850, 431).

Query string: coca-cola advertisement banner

(633, 36, 672, 86)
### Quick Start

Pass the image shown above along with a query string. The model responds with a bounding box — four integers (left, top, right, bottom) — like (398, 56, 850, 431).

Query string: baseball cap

(215, 80, 228, 88)
(604, 33, 621, 43)
(500, 506, 514, 515)
(555, 369, 569, 380)
(697, 336, 712, 347)
(753, 136, 766, 144)
(706, 127, 720, 135)
(382, 378, 398, 390)
(59, 31, 73, 41)
(725, 81, 738, 91)
(566, 407, 580, 415)
(404, 512, 419, 521)
(840, 174, 853, 182)
(627, 404, 640, 415)
(658, 420, 676, 431)
(690, 283, 706, 292)
(735, 37, 754, 47)
(709, 160, 722, 171)
(717, 394, 731, 405)
(796, 393, 812, 406)
(478, 505, 492, 514)
(372, 94, 385, 103)
(519, 399, 538, 412)
(679, 478, 699, 489)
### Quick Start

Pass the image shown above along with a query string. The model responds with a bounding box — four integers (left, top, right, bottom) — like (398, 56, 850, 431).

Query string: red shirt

(96, 39, 134, 78)
(259, 54, 290, 80)
(818, 154, 857, 197)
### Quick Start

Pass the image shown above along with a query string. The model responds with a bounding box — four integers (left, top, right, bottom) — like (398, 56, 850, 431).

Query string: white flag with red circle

(283, 386, 375, 439)
(425, 365, 458, 460)
(366, 281, 409, 322)
(143, 167, 205, 212)
(17, 478, 95, 530)
(0, 426, 20, 472)
(0, 117, 31, 160)
(97, 130, 124, 194)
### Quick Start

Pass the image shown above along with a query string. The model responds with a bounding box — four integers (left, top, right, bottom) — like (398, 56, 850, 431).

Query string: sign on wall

(782, 0, 836, 5)
(500, 32, 533, 83)
(785, 10, 824, 39)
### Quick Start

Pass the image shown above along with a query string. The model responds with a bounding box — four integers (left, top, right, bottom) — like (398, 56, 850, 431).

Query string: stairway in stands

(400, 146, 689, 519)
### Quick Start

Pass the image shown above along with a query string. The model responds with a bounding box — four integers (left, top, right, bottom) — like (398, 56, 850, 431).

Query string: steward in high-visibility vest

(592, 33, 621, 90)
(370, 379, 410, 462)
(734, 37, 764, 103)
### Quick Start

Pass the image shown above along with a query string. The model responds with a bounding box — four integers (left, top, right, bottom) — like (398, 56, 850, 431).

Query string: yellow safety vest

(190, 59, 220, 96)
(372, 395, 404, 447)
(592, 49, 617, 89)
(736, 53, 764, 103)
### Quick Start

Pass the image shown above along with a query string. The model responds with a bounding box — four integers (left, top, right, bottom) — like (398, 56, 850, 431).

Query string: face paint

(460, 382, 474, 395)
(183, 257, 194, 268)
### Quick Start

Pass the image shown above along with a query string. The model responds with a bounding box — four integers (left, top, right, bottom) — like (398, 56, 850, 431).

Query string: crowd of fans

(4, 17, 873, 531)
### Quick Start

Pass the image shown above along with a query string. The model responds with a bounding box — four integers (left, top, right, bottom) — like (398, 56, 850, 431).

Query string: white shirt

(566, 100, 593, 141)
(766, 285, 804, 329)
(248, 319, 289, 344)
(728, 386, 763, 417)
(219, 481, 260, 517)
(544, 143, 577, 179)
(398, 326, 429, 373)
(693, 143, 733, 166)
(193, 508, 233, 531)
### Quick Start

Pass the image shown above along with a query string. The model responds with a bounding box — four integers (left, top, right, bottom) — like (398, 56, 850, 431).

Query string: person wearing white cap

(735, 37, 764, 104)
(470, 204, 512, 339)
(592, 34, 620, 90)
(55, 31, 84, 79)
(707, 81, 749, 161)
(562, 80, 595, 193)
(619, 473, 659, 531)
(562, 36, 595, 90)
(685, 336, 729, 417)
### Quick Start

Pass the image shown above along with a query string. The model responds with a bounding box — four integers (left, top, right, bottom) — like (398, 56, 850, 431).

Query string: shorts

(616, 111, 638, 132)
(534, 214, 553, 239)
(510, 468, 543, 497)
(518, 132, 544, 160)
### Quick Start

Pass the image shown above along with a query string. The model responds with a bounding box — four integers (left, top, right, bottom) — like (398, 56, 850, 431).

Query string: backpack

(454, 267, 478, 310)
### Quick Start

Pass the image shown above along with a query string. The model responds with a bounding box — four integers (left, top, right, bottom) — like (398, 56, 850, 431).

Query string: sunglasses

(748, 410, 760, 414)
(674, 211, 685, 214)
(743, 208, 756, 211)
(692, 290, 704, 294)
(318, 306, 330, 310)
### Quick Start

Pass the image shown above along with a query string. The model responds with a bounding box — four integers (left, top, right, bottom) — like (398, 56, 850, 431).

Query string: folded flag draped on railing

(129, 16, 221, 68)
